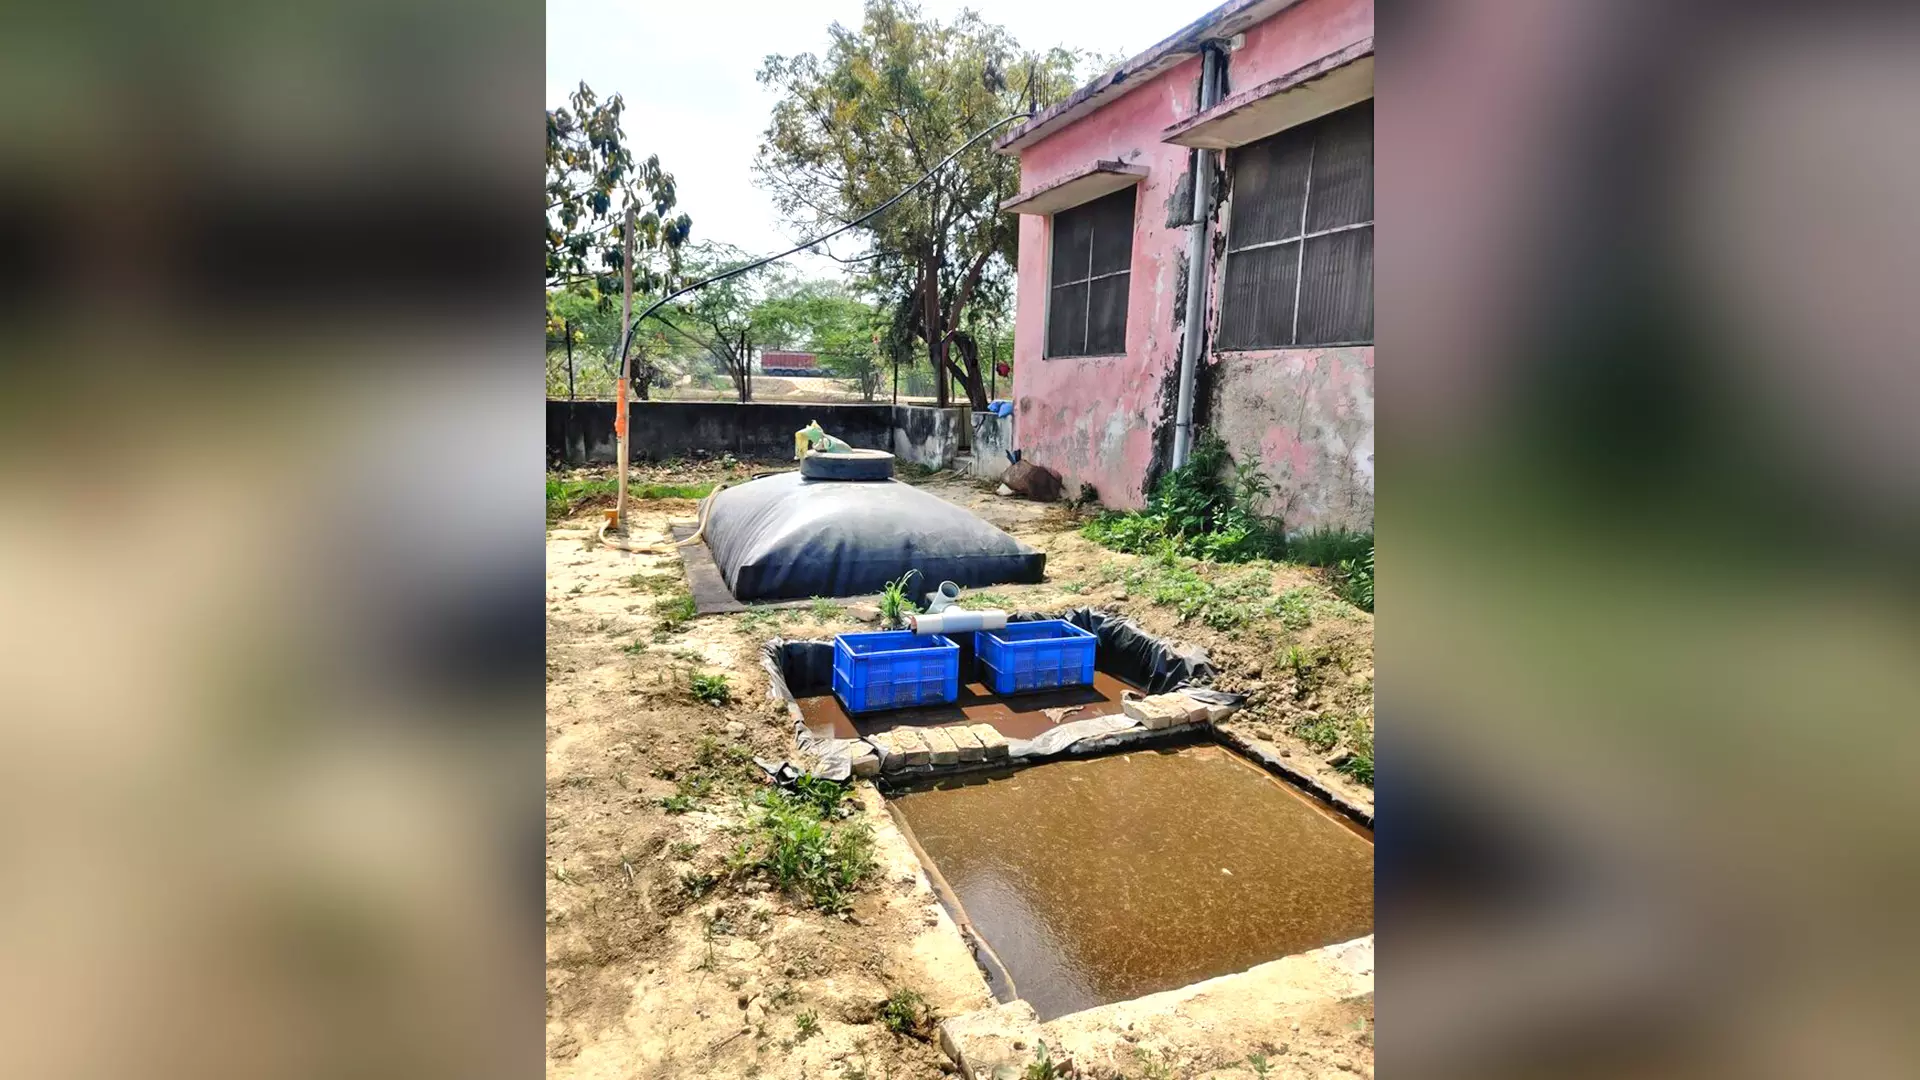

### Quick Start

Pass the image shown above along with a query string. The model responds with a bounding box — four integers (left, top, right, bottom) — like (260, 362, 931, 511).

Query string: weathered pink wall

(1206, 347, 1374, 528)
(1011, 53, 1206, 508)
(1010, 0, 1374, 527)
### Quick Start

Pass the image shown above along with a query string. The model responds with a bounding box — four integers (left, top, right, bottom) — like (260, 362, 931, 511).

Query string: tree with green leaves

(545, 289, 677, 399)
(753, 280, 888, 401)
(756, 0, 1078, 409)
(660, 244, 769, 403)
(547, 81, 692, 298)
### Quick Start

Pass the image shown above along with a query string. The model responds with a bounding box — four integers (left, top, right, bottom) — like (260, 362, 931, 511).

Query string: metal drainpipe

(1171, 44, 1224, 469)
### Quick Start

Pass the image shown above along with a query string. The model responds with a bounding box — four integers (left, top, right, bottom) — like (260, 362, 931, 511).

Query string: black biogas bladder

(702, 471, 1045, 601)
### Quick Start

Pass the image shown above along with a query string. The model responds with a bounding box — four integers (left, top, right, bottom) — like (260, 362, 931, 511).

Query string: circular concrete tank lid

(799, 449, 896, 481)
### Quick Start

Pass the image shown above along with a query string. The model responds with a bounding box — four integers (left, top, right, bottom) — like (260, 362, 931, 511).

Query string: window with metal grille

(1046, 185, 1136, 357)
(1217, 99, 1373, 349)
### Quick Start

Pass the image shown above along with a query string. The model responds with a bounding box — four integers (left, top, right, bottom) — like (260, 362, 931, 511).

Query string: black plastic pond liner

(703, 472, 1046, 601)
(760, 607, 1216, 704)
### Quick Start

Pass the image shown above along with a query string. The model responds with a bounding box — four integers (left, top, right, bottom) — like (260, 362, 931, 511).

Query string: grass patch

(1334, 546, 1373, 612)
(1077, 432, 1374, 613)
(737, 607, 790, 635)
(956, 590, 1014, 611)
(809, 596, 843, 621)
(652, 590, 697, 639)
(1081, 432, 1285, 563)
(660, 777, 708, 814)
(738, 782, 876, 914)
(1339, 724, 1374, 785)
(546, 475, 616, 523)
(1105, 548, 1337, 631)
(1286, 526, 1372, 567)
(545, 475, 714, 523)
(632, 482, 715, 500)
(879, 988, 930, 1037)
(689, 670, 732, 706)
(626, 572, 682, 593)
(1286, 711, 1374, 787)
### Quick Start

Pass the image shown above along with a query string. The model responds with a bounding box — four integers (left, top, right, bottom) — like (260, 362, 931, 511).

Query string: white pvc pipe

(906, 609, 1008, 635)
(1171, 45, 1224, 469)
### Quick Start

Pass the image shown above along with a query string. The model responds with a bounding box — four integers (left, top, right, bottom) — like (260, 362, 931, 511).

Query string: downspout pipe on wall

(1170, 44, 1225, 470)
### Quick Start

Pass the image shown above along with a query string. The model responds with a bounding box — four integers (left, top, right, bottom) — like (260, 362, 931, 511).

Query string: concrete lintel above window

(1162, 39, 1373, 150)
(1000, 160, 1148, 216)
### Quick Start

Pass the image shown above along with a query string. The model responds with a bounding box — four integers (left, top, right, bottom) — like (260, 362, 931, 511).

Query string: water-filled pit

(886, 742, 1373, 1021)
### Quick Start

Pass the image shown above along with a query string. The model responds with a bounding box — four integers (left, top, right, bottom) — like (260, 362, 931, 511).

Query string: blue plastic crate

(832, 631, 961, 714)
(973, 620, 1097, 695)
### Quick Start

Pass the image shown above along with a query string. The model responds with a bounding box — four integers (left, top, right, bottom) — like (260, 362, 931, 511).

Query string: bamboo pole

(615, 207, 635, 530)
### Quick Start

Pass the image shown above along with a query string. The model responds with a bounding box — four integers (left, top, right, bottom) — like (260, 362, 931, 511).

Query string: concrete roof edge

(993, 0, 1304, 156)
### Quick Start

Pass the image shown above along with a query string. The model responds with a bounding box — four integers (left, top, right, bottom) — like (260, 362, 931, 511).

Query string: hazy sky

(546, 0, 1216, 279)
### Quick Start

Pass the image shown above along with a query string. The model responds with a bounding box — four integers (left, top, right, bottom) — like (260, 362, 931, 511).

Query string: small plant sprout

(689, 671, 732, 705)
(879, 987, 928, 1036)
(810, 595, 843, 621)
(794, 1009, 820, 1039)
(1024, 1040, 1060, 1080)
(876, 572, 916, 629)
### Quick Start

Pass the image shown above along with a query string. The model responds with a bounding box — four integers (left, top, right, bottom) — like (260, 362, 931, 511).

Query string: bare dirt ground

(547, 461, 1374, 1080)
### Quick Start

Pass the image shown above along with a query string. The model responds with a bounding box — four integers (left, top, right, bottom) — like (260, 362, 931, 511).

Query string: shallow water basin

(888, 743, 1373, 1021)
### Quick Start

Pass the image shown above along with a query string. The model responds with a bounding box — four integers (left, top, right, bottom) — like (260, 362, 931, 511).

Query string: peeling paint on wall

(1212, 347, 1374, 529)
(1006, 0, 1372, 522)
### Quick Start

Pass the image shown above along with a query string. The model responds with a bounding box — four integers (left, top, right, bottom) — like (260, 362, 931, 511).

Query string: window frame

(1045, 185, 1137, 359)
(1217, 99, 1374, 350)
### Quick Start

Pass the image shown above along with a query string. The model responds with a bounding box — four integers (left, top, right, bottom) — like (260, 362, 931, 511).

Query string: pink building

(1000, 0, 1373, 528)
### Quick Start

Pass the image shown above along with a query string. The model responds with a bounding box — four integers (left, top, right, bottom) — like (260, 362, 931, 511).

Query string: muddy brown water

(794, 670, 1139, 741)
(888, 744, 1373, 1021)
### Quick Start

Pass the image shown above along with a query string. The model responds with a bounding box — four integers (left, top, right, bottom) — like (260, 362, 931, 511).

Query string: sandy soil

(546, 464, 1374, 1079)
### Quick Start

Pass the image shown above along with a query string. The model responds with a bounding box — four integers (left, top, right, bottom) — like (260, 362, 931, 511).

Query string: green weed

(809, 596, 843, 621)
(1247, 1051, 1273, 1078)
(689, 670, 732, 706)
(1024, 1041, 1062, 1080)
(1082, 432, 1285, 562)
(1335, 546, 1374, 612)
(545, 475, 617, 523)
(957, 591, 1014, 611)
(668, 840, 699, 861)
(661, 775, 712, 814)
(1339, 724, 1375, 785)
(794, 1010, 820, 1039)
(879, 988, 928, 1037)
(1129, 1047, 1177, 1080)
(627, 572, 682, 593)
(1287, 526, 1373, 567)
(653, 591, 697, 639)
(622, 639, 648, 656)
(1057, 580, 1087, 594)
(632, 482, 715, 500)
(738, 607, 788, 635)
(877, 572, 916, 629)
(742, 785, 876, 914)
